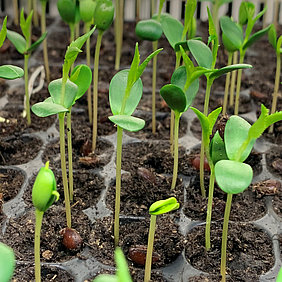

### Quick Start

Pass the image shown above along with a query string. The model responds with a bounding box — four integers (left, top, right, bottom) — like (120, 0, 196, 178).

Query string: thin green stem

(136, 0, 140, 21)
(92, 30, 103, 152)
(234, 53, 245, 115)
(203, 79, 213, 116)
(221, 193, 233, 282)
(229, 51, 238, 107)
(152, 40, 158, 134)
(151, 0, 155, 16)
(115, 0, 124, 70)
(67, 111, 73, 202)
(75, 22, 79, 39)
(269, 52, 281, 133)
(212, 0, 220, 37)
(274, 0, 279, 30)
(69, 23, 75, 44)
(59, 114, 72, 228)
(205, 167, 215, 251)
(24, 54, 31, 125)
(144, 214, 157, 282)
(32, 0, 39, 27)
(13, 0, 19, 26)
(222, 52, 233, 115)
(34, 209, 44, 282)
(114, 125, 123, 247)
(171, 112, 180, 190)
(114, 0, 120, 70)
(85, 23, 92, 123)
(41, 0, 50, 83)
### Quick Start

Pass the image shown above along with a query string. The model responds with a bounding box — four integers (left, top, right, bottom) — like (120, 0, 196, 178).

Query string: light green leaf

(135, 19, 163, 41)
(0, 16, 7, 48)
(268, 24, 277, 49)
(26, 32, 47, 54)
(109, 70, 143, 116)
(108, 115, 145, 132)
(215, 160, 253, 194)
(93, 275, 117, 282)
(210, 131, 228, 164)
(20, 8, 33, 41)
(190, 107, 209, 144)
(183, 0, 197, 39)
(207, 107, 222, 136)
(149, 197, 179, 215)
(31, 100, 69, 117)
(6, 30, 26, 54)
(0, 243, 15, 282)
(0, 65, 24, 79)
(209, 64, 252, 80)
(127, 43, 140, 87)
(115, 247, 133, 282)
(243, 25, 271, 50)
(57, 0, 76, 24)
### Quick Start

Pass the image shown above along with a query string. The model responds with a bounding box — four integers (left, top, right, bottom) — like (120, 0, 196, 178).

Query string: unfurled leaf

(239, 2, 255, 25)
(0, 16, 7, 48)
(20, 8, 33, 41)
(31, 100, 69, 117)
(243, 25, 271, 50)
(26, 32, 47, 54)
(268, 24, 277, 49)
(135, 19, 163, 41)
(215, 160, 253, 194)
(149, 197, 179, 215)
(108, 115, 145, 132)
(0, 65, 24, 79)
(6, 30, 26, 54)
(209, 64, 252, 80)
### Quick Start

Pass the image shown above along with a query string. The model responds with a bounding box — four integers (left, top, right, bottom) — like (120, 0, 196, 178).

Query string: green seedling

(93, 247, 132, 282)
(92, 0, 114, 152)
(220, 2, 270, 115)
(114, 0, 124, 70)
(0, 242, 15, 282)
(188, 8, 252, 198)
(32, 27, 95, 228)
(79, 0, 96, 123)
(32, 161, 59, 282)
(109, 43, 162, 247)
(214, 104, 282, 281)
(135, 0, 165, 135)
(40, 0, 50, 83)
(6, 9, 47, 125)
(190, 106, 224, 251)
(277, 267, 282, 282)
(268, 24, 282, 133)
(144, 197, 179, 282)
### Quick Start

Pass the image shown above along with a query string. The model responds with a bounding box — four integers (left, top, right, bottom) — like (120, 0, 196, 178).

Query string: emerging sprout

(0, 242, 15, 282)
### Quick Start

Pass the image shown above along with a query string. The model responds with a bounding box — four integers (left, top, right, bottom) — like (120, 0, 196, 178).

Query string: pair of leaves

(20, 8, 33, 42)
(149, 197, 179, 215)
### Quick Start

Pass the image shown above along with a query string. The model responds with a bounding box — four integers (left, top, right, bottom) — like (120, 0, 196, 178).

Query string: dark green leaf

(0, 16, 7, 48)
(188, 39, 213, 69)
(220, 16, 243, 50)
(222, 33, 238, 53)
(215, 160, 253, 194)
(243, 25, 271, 50)
(70, 64, 92, 101)
(210, 131, 228, 164)
(79, 0, 96, 23)
(239, 2, 255, 25)
(268, 24, 277, 49)
(108, 115, 145, 132)
(57, 0, 76, 24)
(224, 116, 255, 162)
(219, 0, 233, 5)
(0, 65, 24, 79)
(149, 197, 179, 215)
(109, 70, 143, 116)
(94, 0, 114, 31)
(6, 30, 26, 54)
(183, 0, 197, 38)
(174, 41, 189, 52)
(31, 100, 69, 117)
(160, 84, 187, 113)
(26, 32, 47, 54)
(135, 19, 163, 41)
(48, 79, 78, 108)
(209, 64, 252, 80)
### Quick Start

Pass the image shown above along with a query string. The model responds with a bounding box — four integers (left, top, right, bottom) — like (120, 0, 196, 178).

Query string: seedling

(188, 8, 252, 197)
(214, 104, 282, 281)
(190, 106, 224, 250)
(92, 0, 114, 152)
(93, 247, 132, 282)
(114, 0, 124, 70)
(220, 2, 270, 115)
(0, 242, 15, 282)
(32, 161, 59, 282)
(109, 43, 162, 247)
(144, 197, 179, 282)
(6, 9, 47, 125)
(267, 24, 282, 133)
(32, 27, 95, 228)
(135, 0, 165, 134)
(79, 0, 96, 123)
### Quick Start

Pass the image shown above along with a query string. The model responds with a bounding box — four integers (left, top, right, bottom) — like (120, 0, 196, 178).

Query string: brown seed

(252, 179, 280, 197)
(272, 159, 282, 173)
(60, 227, 82, 250)
(191, 155, 210, 171)
(80, 140, 92, 156)
(250, 90, 268, 101)
(137, 167, 156, 184)
(128, 245, 161, 266)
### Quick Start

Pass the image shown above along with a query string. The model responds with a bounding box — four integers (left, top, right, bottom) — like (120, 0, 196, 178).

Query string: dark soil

(265, 146, 282, 179)
(88, 216, 184, 268)
(185, 222, 274, 281)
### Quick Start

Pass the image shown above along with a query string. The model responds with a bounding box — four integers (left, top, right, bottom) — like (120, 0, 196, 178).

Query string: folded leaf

(149, 197, 179, 215)
(268, 24, 277, 49)
(108, 115, 145, 132)
(209, 64, 252, 80)
(20, 9, 33, 41)
(32, 100, 69, 117)
(243, 25, 271, 50)
(0, 16, 7, 48)
(26, 32, 47, 54)
(0, 65, 24, 79)
(210, 131, 228, 164)
(6, 30, 26, 54)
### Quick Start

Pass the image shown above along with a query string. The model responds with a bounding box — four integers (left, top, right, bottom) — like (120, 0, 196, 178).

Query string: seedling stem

(171, 112, 180, 190)
(152, 40, 158, 134)
(67, 112, 74, 201)
(222, 52, 233, 115)
(24, 54, 31, 125)
(229, 51, 238, 107)
(234, 53, 245, 115)
(85, 23, 92, 123)
(34, 209, 44, 282)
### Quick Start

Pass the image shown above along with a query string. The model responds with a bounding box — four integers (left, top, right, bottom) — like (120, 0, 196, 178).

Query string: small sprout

(0, 242, 15, 282)
(149, 197, 180, 215)
(61, 227, 83, 250)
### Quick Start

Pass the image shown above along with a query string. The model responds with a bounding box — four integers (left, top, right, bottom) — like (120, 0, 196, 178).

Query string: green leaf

(276, 267, 282, 282)
(0, 242, 15, 282)
(253, 5, 267, 24)
(239, 2, 255, 25)
(31, 99, 69, 117)
(219, 0, 233, 5)
(108, 115, 145, 132)
(207, 7, 217, 39)
(48, 79, 78, 108)
(0, 65, 24, 79)
(93, 275, 117, 282)
(215, 160, 253, 194)
(207, 107, 222, 136)
(149, 197, 179, 215)
(210, 131, 228, 164)
(6, 30, 26, 54)
(57, 0, 76, 24)
(243, 25, 271, 50)
(220, 16, 243, 50)
(276, 36, 282, 55)
(26, 32, 47, 54)
(159, 13, 183, 49)
(224, 116, 255, 162)
(109, 70, 143, 116)
(0, 16, 7, 48)
(20, 8, 33, 41)
(160, 84, 187, 113)
(115, 247, 133, 282)
(135, 19, 163, 41)
(188, 39, 213, 69)
(94, 0, 114, 31)
(222, 33, 239, 53)
(70, 64, 92, 101)
(183, 0, 197, 39)
(265, 111, 282, 128)
(127, 43, 140, 88)
(174, 40, 189, 52)
(268, 24, 277, 49)
(209, 64, 252, 80)
(79, 0, 96, 23)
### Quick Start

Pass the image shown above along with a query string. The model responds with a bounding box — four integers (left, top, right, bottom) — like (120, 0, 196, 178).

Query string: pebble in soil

(185, 222, 274, 281)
